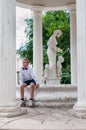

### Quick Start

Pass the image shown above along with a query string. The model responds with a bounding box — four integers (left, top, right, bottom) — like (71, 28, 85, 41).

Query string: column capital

(30, 5, 45, 13)
(67, 4, 76, 12)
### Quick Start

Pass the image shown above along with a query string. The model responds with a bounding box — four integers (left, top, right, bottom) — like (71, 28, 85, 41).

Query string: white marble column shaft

(0, 0, 27, 117)
(33, 11, 43, 83)
(0, 0, 16, 106)
(70, 10, 77, 85)
(74, 0, 86, 112)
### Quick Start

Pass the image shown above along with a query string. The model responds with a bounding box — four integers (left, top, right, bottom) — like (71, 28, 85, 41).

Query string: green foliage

(17, 18, 33, 64)
(17, 41, 33, 64)
(61, 65, 71, 84)
(17, 10, 71, 84)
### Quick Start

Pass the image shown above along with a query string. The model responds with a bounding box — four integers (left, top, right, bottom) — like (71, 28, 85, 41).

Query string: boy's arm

(30, 68, 39, 84)
(19, 69, 24, 84)
(30, 69, 40, 88)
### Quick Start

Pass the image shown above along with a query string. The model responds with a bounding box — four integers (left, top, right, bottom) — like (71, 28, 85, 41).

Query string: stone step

(16, 84, 77, 108)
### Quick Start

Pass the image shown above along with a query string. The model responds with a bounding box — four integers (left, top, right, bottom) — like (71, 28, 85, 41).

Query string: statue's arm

(55, 47, 63, 53)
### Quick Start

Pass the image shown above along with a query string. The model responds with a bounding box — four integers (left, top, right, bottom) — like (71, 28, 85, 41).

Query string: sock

(21, 98, 24, 101)
(30, 98, 33, 100)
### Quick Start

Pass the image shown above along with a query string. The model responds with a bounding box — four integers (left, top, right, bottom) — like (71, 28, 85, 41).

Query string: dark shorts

(23, 79, 36, 86)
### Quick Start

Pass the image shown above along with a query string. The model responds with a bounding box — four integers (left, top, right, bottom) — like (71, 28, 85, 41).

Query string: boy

(19, 58, 39, 107)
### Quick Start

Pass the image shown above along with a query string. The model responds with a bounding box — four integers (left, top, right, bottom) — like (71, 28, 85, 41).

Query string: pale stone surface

(16, 0, 76, 9)
(43, 30, 63, 85)
(43, 55, 64, 85)
(0, 107, 27, 118)
(46, 30, 62, 78)
(46, 78, 60, 85)
(0, 108, 86, 130)
(16, 85, 77, 107)
(73, 0, 86, 116)
(0, 0, 27, 117)
(57, 55, 64, 78)
(69, 4, 77, 85)
(0, 0, 16, 107)
(33, 10, 43, 83)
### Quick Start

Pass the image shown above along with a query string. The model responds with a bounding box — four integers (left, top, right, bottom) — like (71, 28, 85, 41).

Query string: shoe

(20, 100, 26, 107)
(29, 99, 34, 107)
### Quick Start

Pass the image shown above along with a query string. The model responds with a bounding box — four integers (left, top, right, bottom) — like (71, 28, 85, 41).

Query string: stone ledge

(17, 84, 77, 90)
(33, 101, 76, 108)
(16, 84, 77, 108)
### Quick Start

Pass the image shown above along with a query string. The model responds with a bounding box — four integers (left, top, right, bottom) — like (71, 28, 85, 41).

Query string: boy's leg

(20, 83, 27, 99)
(27, 83, 36, 107)
(20, 83, 27, 107)
(29, 83, 35, 99)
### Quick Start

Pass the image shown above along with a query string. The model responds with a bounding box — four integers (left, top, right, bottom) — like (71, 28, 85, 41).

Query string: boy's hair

(22, 58, 29, 63)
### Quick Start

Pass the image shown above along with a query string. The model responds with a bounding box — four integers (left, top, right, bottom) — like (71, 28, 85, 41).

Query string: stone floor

(0, 107, 86, 130)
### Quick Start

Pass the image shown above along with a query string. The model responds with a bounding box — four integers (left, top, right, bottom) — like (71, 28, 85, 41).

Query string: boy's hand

(36, 83, 40, 88)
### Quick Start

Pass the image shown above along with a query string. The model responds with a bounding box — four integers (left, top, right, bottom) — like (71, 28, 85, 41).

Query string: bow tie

(22, 67, 28, 70)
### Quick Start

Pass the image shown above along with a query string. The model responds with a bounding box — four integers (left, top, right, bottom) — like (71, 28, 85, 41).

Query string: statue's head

(58, 55, 64, 63)
(54, 30, 62, 38)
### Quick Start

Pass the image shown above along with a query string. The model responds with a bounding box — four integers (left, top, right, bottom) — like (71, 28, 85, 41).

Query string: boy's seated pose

(19, 58, 39, 107)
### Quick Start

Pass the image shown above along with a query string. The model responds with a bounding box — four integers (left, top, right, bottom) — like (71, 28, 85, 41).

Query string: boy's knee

(20, 83, 26, 89)
(30, 83, 35, 89)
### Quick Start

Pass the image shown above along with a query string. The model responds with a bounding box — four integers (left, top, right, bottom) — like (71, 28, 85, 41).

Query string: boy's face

(22, 60, 29, 67)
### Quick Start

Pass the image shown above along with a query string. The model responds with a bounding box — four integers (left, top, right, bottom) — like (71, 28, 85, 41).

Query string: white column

(0, 0, 26, 117)
(33, 10, 43, 83)
(70, 7, 77, 85)
(73, 0, 86, 117)
(0, 0, 16, 107)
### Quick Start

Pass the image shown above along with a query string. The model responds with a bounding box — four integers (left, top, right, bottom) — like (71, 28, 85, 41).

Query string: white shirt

(19, 66, 38, 83)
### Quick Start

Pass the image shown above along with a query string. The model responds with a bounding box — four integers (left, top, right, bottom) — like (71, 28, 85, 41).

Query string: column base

(70, 101, 86, 118)
(0, 107, 27, 117)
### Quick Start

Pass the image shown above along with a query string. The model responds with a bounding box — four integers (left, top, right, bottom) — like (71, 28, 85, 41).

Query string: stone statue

(47, 30, 63, 78)
(44, 64, 50, 79)
(57, 56, 64, 78)
(43, 29, 64, 85)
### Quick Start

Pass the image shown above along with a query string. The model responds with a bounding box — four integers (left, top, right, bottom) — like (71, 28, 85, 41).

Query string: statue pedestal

(46, 78, 61, 85)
